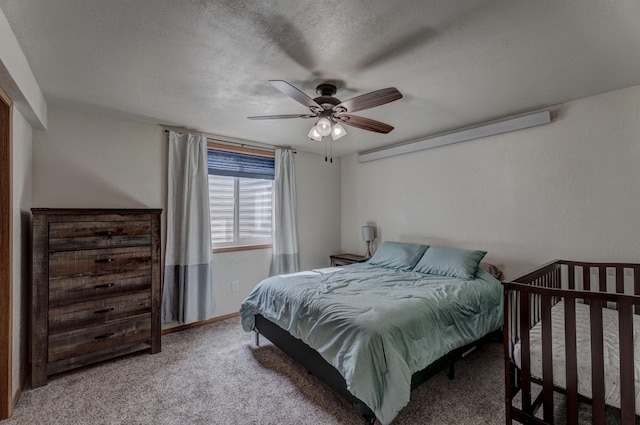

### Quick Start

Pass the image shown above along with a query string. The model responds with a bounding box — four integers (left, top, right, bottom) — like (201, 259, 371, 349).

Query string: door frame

(0, 84, 13, 419)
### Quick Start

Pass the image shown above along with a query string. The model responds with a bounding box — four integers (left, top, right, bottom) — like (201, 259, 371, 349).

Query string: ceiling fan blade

(269, 80, 322, 110)
(334, 87, 402, 113)
(337, 114, 395, 134)
(247, 114, 314, 120)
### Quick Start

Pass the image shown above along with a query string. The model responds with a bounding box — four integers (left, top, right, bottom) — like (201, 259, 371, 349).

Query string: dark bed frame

(254, 313, 499, 424)
(503, 260, 640, 425)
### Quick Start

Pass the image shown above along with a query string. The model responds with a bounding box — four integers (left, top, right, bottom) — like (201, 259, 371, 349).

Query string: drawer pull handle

(94, 308, 115, 314)
(95, 231, 115, 237)
(94, 283, 115, 289)
(94, 332, 115, 340)
(95, 258, 114, 264)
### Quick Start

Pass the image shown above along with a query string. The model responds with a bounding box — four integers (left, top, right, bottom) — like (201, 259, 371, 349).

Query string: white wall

(33, 105, 342, 321)
(295, 152, 342, 270)
(11, 108, 32, 397)
(0, 6, 46, 129)
(341, 85, 640, 279)
(32, 107, 165, 209)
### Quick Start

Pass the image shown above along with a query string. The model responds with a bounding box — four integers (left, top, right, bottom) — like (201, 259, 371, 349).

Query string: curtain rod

(163, 129, 296, 153)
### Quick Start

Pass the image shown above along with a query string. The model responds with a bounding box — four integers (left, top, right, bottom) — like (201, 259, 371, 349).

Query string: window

(207, 143, 275, 250)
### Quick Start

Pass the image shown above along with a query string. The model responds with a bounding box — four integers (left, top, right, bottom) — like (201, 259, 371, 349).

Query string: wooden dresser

(31, 208, 162, 387)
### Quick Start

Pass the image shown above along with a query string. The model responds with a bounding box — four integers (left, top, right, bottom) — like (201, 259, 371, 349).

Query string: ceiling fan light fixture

(316, 117, 332, 136)
(308, 126, 323, 141)
(331, 123, 347, 141)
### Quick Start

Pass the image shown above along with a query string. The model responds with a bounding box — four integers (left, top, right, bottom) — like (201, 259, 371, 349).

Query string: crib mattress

(514, 301, 640, 413)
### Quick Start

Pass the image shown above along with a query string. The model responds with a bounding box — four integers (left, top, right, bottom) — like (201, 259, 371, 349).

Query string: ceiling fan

(248, 80, 402, 141)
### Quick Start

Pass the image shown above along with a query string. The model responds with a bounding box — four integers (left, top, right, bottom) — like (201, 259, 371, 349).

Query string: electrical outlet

(232, 281, 240, 292)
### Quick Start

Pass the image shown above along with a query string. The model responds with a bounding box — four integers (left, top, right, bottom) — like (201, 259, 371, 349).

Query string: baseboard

(161, 312, 240, 335)
(12, 374, 26, 411)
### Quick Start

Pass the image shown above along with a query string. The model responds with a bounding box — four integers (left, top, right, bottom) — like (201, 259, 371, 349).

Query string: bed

(240, 241, 503, 424)
(503, 260, 640, 425)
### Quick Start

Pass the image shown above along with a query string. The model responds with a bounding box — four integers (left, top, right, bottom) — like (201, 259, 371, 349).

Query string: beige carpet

(0, 317, 592, 425)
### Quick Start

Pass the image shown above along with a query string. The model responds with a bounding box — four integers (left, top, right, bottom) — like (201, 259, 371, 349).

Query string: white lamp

(307, 126, 322, 141)
(331, 123, 347, 141)
(316, 117, 332, 136)
(361, 225, 376, 258)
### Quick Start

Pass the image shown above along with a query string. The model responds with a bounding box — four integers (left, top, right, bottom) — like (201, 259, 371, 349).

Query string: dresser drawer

(48, 314, 152, 363)
(49, 269, 151, 306)
(48, 292, 151, 334)
(49, 220, 151, 250)
(49, 246, 151, 279)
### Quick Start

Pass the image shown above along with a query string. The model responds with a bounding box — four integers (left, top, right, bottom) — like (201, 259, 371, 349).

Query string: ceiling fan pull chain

(324, 138, 328, 162)
(330, 140, 333, 163)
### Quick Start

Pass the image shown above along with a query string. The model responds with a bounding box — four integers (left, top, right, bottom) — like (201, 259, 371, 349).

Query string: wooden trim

(11, 375, 25, 410)
(589, 300, 606, 423)
(207, 141, 275, 158)
(0, 84, 13, 419)
(29, 213, 47, 388)
(161, 312, 240, 335)
(150, 212, 162, 354)
(212, 244, 271, 254)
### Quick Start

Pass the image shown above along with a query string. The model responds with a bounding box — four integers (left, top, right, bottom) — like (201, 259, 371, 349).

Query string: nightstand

(330, 253, 368, 266)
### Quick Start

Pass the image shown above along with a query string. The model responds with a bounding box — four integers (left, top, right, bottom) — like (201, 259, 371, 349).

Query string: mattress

(514, 301, 640, 413)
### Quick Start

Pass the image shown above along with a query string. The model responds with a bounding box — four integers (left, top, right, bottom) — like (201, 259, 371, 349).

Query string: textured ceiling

(1, 0, 639, 156)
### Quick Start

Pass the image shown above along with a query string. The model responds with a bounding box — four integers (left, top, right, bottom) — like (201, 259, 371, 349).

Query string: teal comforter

(240, 264, 503, 424)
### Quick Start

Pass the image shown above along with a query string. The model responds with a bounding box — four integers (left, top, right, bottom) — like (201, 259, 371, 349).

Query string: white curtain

(162, 131, 214, 324)
(270, 148, 299, 275)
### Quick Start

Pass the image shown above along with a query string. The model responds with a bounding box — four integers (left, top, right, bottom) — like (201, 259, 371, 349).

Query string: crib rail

(503, 260, 640, 425)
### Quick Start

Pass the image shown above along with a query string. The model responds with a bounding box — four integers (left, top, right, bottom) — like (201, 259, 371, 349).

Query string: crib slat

(541, 295, 554, 423)
(618, 301, 635, 424)
(568, 265, 575, 290)
(635, 267, 640, 314)
(519, 291, 532, 413)
(564, 297, 579, 425)
(503, 287, 512, 424)
(590, 301, 606, 424)
(599, 266, 607, 292)
(616, 267, 624, 294)
(553, 267, 562, 305)
(583, 267, 591, 306)
(583, 266, 591, 291)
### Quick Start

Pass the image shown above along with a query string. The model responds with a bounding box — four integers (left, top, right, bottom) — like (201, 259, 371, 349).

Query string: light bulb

(316, 117, 332, 136)
(308, 126, 323, 141)
(331, 123, 347, 141)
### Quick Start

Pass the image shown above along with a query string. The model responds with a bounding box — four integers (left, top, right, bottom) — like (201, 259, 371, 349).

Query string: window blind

(207, 149, 275, 180)
(238, 178, 272, 240)
(208, 175, 235, 244)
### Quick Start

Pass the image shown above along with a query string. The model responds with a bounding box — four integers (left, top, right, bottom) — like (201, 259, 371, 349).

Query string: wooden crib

(503, 260, 640, 425)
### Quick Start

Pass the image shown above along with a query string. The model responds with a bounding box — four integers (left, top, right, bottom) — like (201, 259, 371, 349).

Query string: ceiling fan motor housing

(314, 83, 341, 116)
(315, 83, 337, 97)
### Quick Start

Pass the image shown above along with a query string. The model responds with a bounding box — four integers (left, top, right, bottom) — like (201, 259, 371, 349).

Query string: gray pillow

(413, 246, 487, 279)
(479, 262, 503, 280)
(367, 241, 429, 271)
